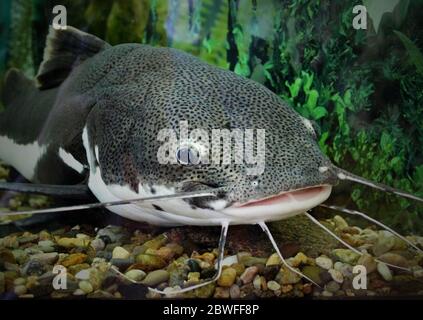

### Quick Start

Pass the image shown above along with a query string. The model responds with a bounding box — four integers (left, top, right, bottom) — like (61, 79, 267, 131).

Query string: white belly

(0, 136, 46, 181)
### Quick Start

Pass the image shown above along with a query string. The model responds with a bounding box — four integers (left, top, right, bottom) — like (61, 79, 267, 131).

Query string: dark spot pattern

(28, 39, 337, 205)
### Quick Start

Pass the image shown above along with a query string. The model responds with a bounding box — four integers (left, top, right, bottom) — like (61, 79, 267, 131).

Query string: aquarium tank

(0, 0, 422, 305)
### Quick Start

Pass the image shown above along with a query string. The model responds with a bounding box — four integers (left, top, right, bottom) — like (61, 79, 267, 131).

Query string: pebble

(19, 234, 38, 244)
(328, 269, 344, 283)
(334, 262, 353, 278)
(90, 238, 105, 251)
(79, 280, 94, 294)
(377, 262, 393, 281)
(316, 256, 333, 270)
(220, 255, 238, 267)
(357, 254, 377, 274)
(38, 240, 55, 247)
(61, 253, 87, 267)
(112, 246, 130, 260)
(229, 284, 240, 299)
(378, 253, 409, 268)
(281, 284, 293, 293)
(155, 247, 174, 261)
(278, 267, 301, 285)
(57, 237, 90, 248)
(31, 252, 59, 265)
(290, 252, 309, 267)
(266, 253, 281, 266)
(137, 234, 167, 254)
(13, 277, 26, 286)
(230, 263, 245, 276)
(325, 280, 341, 293)
(333, 215, 348, 230)
(359, 229, 379, 243)
(187, 259, 201, 272)
(214, 287, 230, 298)
(373, 235, 395, 256)
(321, 290, 334, 297)
(11, 249, 28, 265)
(135, 254, 166, 271)
(194, 283, 215, 299)
(267, 280, 281, 291)
(332, 249, 360, 264)
(240, 266, 259, 284)
(239, 256, 267, 267)
(76, 233, 90, 240)
(141, 270, 169, 287)
(69, 263, 90, 275)
(187, 272, 200, 284)
(22, 260, 46, 276)
(73, 289, 86, 296)
(217, 267, 237, 287)
(124, 269, 146, 282)
(253, 275, 262, 290)
(14, 285, 27, 295)
(301, 266, 322, 285)
(75, 269, 91, 281)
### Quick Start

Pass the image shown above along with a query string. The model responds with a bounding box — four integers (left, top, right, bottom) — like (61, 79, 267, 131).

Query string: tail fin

(333, 167, 423, 203)
(2, 68, 33, 108)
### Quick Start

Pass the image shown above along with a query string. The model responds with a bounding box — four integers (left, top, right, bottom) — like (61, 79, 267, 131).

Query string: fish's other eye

(176, 146, 201, 165)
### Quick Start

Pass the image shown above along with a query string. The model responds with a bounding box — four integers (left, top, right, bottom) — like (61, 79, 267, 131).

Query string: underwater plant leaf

(306, 89, 319, 109)
(393, 30, 423, 75)
(285, 78, 302, 100)
(302, 72, 314, 94)
(380, 132, 394, 155)
(311, 106, 327, 120)
(363, 0, 401, 33)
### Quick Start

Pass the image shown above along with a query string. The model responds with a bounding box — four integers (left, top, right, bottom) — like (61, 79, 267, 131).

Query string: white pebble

(14, 285, 27, 296)
(124, 269, 146, 282)
(328, 268, 344, 283)
(73, 289, 86, 296)
(316, 256, 333, 270)
(377, 262, 392, 281)
(321, 290, 333, 297)
(112, 246, 130, 259)
(79, 280, 94, 294)
(267, 280, 281, 291)
(75, 269, 91, 280)
(218, 255, 238, 268)
(253, 275, 262, 290)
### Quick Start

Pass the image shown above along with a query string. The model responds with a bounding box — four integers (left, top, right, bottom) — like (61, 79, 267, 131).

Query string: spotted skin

(0, 27, 336, 209)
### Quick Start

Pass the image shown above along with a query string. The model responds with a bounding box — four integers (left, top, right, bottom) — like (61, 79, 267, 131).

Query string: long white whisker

(111, 221, 230, 295)
(148, 220, 229, 295)
(305, 212, 364, 256)
(306, 212, 410, 271)
(320, 204, 423, 255)
(0, 188, 226, 217)
(335, 168, 423, 203)
(258, 221, 321, 288)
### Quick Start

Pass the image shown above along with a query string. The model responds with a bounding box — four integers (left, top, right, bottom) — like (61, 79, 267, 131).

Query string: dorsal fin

(36, 26, 110, 89)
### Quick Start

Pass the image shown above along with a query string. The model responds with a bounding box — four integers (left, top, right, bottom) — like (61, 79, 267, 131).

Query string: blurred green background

(0, 0, 422, 233)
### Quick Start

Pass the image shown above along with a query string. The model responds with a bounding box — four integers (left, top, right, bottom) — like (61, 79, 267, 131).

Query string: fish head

(83, 55, 337, 224)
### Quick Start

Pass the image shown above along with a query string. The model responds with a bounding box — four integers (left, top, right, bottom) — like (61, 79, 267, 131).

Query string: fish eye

(176, 146, 201, 165)
(251, 180, 259, 188)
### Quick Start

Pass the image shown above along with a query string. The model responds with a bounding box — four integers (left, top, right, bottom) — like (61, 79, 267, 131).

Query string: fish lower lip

(234, 185, 328, 208)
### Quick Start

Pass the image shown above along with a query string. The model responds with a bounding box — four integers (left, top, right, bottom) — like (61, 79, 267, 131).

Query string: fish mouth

(220, 185, 332, 223)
